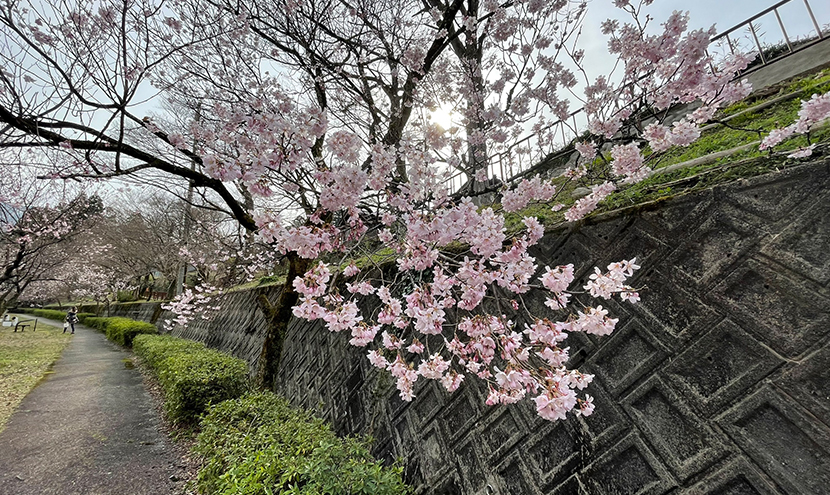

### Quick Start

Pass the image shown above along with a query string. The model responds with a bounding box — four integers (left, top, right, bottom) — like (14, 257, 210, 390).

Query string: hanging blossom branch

(288, 213, 642, 419)
(159, 1, 758, 422)
(759, 92, 830, 158)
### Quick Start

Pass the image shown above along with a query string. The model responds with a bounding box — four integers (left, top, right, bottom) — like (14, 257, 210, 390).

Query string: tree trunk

(464, 0, 489, 189)
(253, 252, 310, 391)
(165, 278, 176, 300)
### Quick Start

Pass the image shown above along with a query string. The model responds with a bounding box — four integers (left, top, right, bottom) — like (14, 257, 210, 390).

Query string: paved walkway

(0, 317, 189, 495)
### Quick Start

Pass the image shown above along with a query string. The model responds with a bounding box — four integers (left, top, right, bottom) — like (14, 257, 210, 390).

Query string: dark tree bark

(253, 252, 311, 390)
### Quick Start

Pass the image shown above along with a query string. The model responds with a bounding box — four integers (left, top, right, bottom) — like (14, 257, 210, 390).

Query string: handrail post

(803, 0, 823, 39)
(500, 155, 505, 181)
(706, 48, 716, 73)
(774, 8, 794, 52)
(748, 21, 767, 65)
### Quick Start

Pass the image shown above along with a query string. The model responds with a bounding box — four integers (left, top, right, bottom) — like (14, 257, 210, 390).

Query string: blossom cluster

(162, 284, 221, 330)
(290, 197, 642, 421)
(760, 92, 830, 157)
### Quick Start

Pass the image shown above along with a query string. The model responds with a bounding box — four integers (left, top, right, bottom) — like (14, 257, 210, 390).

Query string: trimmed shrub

(134, 334, 242, 423)
(133, 334, 248, 424)
(24, 310, 158, 348)
(30, 309, 96, 322)
(196, 392, 409, 495)
(77, 312, 96, 324)
(102, 317, 157, 347)
(133, 334, 206, 372)
(83, 317, 110, 332)
(31, 309, 70, 321)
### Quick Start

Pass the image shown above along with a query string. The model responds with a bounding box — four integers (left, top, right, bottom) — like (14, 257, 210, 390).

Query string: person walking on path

(64, 306, 78, 334)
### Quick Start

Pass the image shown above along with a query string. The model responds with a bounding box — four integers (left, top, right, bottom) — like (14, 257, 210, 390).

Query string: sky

(498, 0, 830, 162)
(581, 0, 830, 77)
(592, 0, 829, 39)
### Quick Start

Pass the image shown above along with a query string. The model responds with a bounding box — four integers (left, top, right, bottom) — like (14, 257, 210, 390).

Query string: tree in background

(94, 192, 246, 299)
(0, 165, 103, 312)
(3, 0, 814, 421)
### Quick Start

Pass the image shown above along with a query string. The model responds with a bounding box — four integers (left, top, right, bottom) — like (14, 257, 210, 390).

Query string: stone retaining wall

(111, 159, 830, 494)
(277, 159, 830, 494)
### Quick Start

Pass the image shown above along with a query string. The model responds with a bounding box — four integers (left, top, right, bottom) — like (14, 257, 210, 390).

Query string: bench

(6, 318, 37, 332)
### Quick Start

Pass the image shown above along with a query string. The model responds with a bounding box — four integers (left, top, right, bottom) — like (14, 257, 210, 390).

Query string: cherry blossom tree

(0, 0, 780, 421)
(0, 166, 104, 312)
(93, 191, 247, 299)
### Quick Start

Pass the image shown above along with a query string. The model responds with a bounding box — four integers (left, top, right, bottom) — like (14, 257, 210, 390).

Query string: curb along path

(0, 317, 188, 495)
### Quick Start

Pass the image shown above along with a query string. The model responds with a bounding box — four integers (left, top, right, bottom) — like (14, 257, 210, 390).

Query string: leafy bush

(30, 309, 97, 324)
(76, 312, 96, 324)
(196, 392, 409, 495)
(134, 334, 244, 423)
(31, 309, 70, 321)
(82, 316, 110, 332)
(133, 334, 206, 372)
(103, 317, 157, 347)
(133, 335, 248, 424)
(56, 315, 156, 347)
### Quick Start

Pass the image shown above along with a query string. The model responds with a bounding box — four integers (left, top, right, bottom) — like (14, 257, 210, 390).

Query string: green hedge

(35, 312, 157, 347)
(133, 334, 247, 425)
(102, 317, 157, 347)
(30, 309, 96, 324)
(77, 312, 96, 323)
(133, 334, 206, 371)
(82, 316, 109, 331)
(196, 392, 409, 495)
(30, 309, 69, 321)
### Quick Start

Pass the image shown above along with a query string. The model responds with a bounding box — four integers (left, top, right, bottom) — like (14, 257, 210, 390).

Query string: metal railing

(445, 0, 829, 194)
(445, 107, 588, 193)
(709, 0, 826, 71)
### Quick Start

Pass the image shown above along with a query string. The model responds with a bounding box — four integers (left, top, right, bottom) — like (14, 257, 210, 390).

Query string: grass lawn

(0, 317, 72, 432)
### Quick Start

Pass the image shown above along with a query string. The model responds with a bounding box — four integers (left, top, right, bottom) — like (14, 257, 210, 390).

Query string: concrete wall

(90, 286, 281, 372)
(745, 37, 830, 91)
(277, 159, 830, 494)
(113, 159, 830, 494)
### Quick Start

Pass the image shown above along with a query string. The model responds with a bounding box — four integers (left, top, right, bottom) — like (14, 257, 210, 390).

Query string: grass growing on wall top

(500, 68, 830, 232)
(720, 68, 830, 117)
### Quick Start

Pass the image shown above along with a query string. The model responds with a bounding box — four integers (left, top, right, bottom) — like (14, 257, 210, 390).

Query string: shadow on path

(0, 317, 188, 495)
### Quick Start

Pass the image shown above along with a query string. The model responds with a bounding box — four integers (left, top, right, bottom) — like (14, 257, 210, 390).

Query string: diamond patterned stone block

(665, 319, 784, 417)
(720, 388, 830, 494)
(589, 319, 670, 397)
(711, 257, 830, 359)
(624, 376, 727, 481)
(582, 434, 674, 495)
